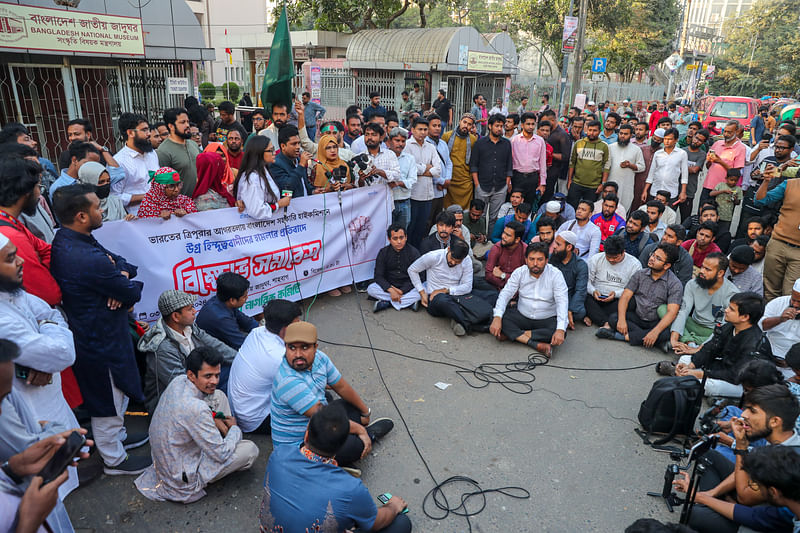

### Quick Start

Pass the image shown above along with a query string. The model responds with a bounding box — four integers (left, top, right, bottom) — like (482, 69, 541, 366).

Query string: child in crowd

(710, 168, 742, 235)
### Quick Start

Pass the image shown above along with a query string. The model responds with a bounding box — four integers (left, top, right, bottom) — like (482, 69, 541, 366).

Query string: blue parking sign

(591, 58, 607, 73)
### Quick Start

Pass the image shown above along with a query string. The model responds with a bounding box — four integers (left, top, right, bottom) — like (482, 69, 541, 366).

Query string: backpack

(638, 376, 703, 445)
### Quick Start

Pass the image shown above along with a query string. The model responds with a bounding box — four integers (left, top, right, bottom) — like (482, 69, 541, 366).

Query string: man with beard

(590, 194, 625, 250)
(49, 141, 101, 201)
(670, 252, 740, 349)
(490, 242, 568, 357)
(426, 114, 452, 228)
(0, 157, 61, 307)
(700, 120, 746, 208)
(420, 211, 455, 255)
(729, 217, 765, 251)
(672, 385, 800, 533)
(442, 114, 477, 210)
(212, 101, 247, 145)
(114, 112, 158, 214)
(384, 126, 413, 230)
(566, 120, 610, 208)
(540, 109, 570, 202)
(157, 108, 201, 196)
(683, 220, 723, 271)
(343, 114, 362, 147)
(0, 234, 85, 498)
(58, 118, 124, 185)
(643, 128, 688, 208)
(631, 122, 658, 211)
(270, 322, 394, 470)
(510, 112, 547, 205)
(50, 184, 150, 475)
(639, 224, 694, 285)
(743, 134, 797, 237)
(481, 221, 527, 292)
(530, 215, 558, 253)
(470, 114, 512, 229)
(260, 102, 316, 154)
(677, 120, 703, 149)
(599, 112, 619, 145)
(751, 234, 767, 274)
(614, 210, 655, 257)
(643, 200, 667, 239)
(607, 124, 644, 212)
(596, 243, 682, 347)
(557, 199, 601, 259)
(271, 126, 312, 199)
(592, 181, 627, 220)
(648, 101, 668, 134)
(550, 231, 587, 330)
(223, 130, 244, 173)
(681, 128, 710, 221)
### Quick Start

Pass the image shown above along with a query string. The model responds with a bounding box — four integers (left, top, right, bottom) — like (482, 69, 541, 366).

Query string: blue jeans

(306, 126, 317, 141)
(408, 199, 432, 249)
(392, 199, 411, 230)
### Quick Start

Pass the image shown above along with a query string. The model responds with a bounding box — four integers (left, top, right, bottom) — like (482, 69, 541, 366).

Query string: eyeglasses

(263, 148, 275, 154)
(774, 145, 791, 150)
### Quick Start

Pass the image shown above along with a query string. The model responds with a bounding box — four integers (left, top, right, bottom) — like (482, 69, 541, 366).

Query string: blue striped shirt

(270, 350, 341, 446)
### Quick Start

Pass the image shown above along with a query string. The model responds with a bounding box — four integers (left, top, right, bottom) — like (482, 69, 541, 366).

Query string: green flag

(261, 5, 293, 110)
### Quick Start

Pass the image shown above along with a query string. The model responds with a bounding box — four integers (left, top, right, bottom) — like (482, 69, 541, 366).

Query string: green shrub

(199, 82, 217, 101)
(221, 82, 240, 102)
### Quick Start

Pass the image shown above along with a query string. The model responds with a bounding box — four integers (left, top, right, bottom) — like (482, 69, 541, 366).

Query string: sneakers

(595, 327, 615, 340)
(103, 454, 152, 476)
(341, 466, 362, 478)
(355, 281, 370, 293)
(411, 301, 420, 312)
(373, 300, 392, 313)
(366, 418, 394, 442)
(450, 319, 466, 336)
(122, 432, 149, 450)
(660, 341, 673, 354)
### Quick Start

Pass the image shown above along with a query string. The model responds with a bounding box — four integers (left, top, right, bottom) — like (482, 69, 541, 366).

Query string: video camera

(697, 398, 726, 436)
(350, 153, 376, 185)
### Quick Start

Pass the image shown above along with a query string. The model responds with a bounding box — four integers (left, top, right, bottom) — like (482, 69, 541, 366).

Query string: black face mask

(651, 140, 662, 150)
(95, 184, 111, 199)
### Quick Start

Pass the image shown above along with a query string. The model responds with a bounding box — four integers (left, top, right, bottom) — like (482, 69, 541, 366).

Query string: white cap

(623, 99, 630, 103)
(545, 201, 561, 213)
(0, 233, 9, 251)
(587, 101, 596, 106)
(654, 128, 666, 138)
(558, 230, 577, 246)
(793, 279, 800, 293)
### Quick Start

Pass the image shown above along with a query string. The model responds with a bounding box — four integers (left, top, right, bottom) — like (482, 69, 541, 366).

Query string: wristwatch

(361, 408, 371, 418)
(1, 461, 23, 485)
(500, 272, 507, 280)
(733, 448, 749, 456)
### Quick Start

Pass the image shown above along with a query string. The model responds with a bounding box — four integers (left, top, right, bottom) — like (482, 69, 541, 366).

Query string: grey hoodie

(138, 319, 237, 411)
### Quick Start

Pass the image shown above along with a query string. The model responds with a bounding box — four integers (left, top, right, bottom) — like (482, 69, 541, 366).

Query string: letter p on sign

(591, 58, 607, 73)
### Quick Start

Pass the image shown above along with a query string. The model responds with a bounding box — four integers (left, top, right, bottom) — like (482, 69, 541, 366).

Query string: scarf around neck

(447, 129, 472, 162)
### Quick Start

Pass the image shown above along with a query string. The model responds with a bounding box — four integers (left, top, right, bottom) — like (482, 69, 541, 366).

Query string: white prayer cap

(545, 201, 561, 213)
(793, 279, 800, 293)
(654, 128, 666, 138)
(0, 233, 8, 251)
(558, 230, 577, 246)
(587, 101, 596, 106)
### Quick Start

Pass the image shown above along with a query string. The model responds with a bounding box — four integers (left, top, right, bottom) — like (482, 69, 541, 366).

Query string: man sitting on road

(583, 235, 642, 327)
(639, 224, 694, 286)
(590, 193, 625, 250)
(369, 224, 421, 313)
(490, 202, 535, 243)
(669, 253, 740, 349)
(476, 221, 527, 295)
(726, 245, 763, 296)
(270, 322, 394, 470)
(228, 299, 302, 434)
(135, 347, 258, 503)
(260, 403, 412, 533)
(662, 292, 765, 398)
(596, 243, 682, 348)
(557, 199, 601, 259)
(139, 290, 237, 411)
(642, 200, 668, 240)
(549, 231, 588, 331)
(614, 210, 656, 257)
(759, 279, 800, 378)
(682, 220, 722, 275)
(195, 272, 258, 350)
(420, 211, 455, 255)
(490, 242, 568, 357)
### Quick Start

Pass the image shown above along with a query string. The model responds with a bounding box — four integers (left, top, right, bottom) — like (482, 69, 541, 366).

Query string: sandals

(656, 360, 677, 377)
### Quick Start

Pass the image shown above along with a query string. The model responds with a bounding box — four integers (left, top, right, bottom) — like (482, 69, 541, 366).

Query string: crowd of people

(0, 89, 799, 532)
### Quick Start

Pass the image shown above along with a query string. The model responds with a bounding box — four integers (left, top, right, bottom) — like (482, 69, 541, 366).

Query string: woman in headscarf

(77, 161, 134, 221)
(137, 167, 197, 220)
(233, 135, 289, 220)
(193, 152, 236, 211)
(203, 142, 236, 188)
(312, 133, 354, 194)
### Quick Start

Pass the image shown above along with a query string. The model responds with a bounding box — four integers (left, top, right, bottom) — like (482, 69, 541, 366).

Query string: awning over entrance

(345, 26, 518, 75)
(0, 0, 215, 61)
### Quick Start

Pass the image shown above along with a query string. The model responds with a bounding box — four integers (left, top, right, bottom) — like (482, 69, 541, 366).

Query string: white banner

(93, 185, 392, 322)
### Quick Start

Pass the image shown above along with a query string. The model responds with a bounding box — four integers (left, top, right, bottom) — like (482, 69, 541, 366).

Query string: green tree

(586, 0, 680, 82)
(709, 0, 799, 96)
(278, 0, 415, 32)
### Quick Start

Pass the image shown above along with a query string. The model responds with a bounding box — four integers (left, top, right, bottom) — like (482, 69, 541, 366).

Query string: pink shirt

(704, 139, 746, 190)
(510, 133, 548, 184)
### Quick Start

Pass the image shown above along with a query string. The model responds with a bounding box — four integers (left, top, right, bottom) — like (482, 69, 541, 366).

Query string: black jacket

(373, 244, 420, 293)
(691, 323, 763, 384)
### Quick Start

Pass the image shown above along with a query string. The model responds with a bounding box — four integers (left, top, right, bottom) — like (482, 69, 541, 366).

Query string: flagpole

(225, 28, 230, 100)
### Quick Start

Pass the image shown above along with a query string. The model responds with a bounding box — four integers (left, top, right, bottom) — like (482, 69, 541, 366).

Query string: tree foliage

(708, 0, 799, 96)
(277, 0, 419, 32)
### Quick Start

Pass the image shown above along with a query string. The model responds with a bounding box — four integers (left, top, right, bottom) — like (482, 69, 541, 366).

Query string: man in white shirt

(489, 241, 568, 357)
(557, 199, 601, 259)
(607, 124, 645, 212)
(759, 278, 800, 378)
(385, 127, 417, 230)
(408, 239, 485, 336)
(583, 234, 642, 326)
(350, 113, 387, 156)
(113, 112, 158, 214)
(642, 127, 688, 206)
(488, 98, 508, 117)
(228, 299, 302, 434)
(426, 114, 453, 228)
(405, 117, 442, 249)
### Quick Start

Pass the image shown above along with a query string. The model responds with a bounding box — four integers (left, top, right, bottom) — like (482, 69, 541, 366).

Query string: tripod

(679, 435, 718, 525)
(647, 463, 684, 512)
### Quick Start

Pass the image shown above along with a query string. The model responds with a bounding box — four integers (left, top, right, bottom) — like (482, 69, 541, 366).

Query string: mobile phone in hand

(38, 431, 86, 485)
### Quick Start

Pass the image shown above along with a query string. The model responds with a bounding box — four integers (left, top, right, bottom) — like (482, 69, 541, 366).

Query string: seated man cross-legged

(490, 242, 569, 357)
(270, 321, 394, 472)
(596, 243, 683, 348)
(368, 223, 421, 313)
(195, 271, 258, 350)
(583, 234, 642, 326)
(549, 230, 588, 329)
(135, 346, 259, 503)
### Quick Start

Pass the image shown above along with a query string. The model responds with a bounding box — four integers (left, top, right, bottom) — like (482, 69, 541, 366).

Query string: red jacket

(0, 211, 61, 306)
(649, 110, 669, 134)
(590, 212, 626, 251)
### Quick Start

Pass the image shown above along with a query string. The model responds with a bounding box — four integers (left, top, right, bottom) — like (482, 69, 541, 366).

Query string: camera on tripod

(697, 398, 725, 436)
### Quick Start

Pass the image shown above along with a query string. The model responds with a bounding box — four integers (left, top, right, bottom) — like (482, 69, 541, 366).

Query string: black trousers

(541, 167, 562, 204)
(354, 514, 412, 533)
(511, 170, 540, 206)
(566, 182, 598, 209)
(679, 197, 694, 224)
(471, 277, 500, 307)
(608, 310, 670, 346)
(426, 291, 492, 331)
(501, 307, 557, 342)
(584, 295, 617, 325)
(687, 450, 738, 533)
(331, 399, 368, 467)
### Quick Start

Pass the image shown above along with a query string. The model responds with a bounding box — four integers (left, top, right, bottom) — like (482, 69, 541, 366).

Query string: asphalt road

(65, 291, 683, 532)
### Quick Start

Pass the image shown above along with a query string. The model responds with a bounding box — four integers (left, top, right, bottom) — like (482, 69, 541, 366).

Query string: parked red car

(701, 96, 761, 142)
